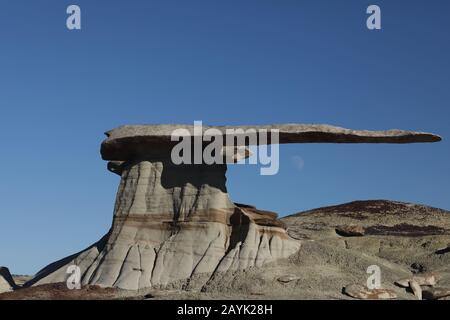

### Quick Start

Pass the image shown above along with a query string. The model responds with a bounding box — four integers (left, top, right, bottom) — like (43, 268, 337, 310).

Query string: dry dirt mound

(201, 200, 450, 299)
(0, 283, 122, 300)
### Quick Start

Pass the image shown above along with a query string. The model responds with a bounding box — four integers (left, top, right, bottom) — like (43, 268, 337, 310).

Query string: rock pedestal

(25, 124, 441, 290)
(27, 156, 299, 290)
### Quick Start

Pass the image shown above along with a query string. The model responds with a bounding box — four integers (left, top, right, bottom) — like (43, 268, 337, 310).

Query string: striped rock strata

(26, 158, 299, 290)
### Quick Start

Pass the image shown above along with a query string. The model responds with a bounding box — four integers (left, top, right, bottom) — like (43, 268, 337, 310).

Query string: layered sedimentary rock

(27, 157, 299, 290)
(25, 124, 441, 291)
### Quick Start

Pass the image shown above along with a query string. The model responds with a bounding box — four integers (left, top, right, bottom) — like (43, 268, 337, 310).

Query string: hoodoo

(25, 124, 441, 290)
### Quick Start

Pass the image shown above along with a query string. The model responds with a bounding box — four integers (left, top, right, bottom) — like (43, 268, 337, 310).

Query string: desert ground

(2, 200, 449, 300)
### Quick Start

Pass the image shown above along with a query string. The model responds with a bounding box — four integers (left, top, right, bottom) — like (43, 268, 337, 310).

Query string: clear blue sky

(0, 0, 448, 275)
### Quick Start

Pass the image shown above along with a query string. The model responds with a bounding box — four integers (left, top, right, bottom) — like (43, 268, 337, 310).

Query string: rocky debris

(344, 284, 397, 300)
(335, 225, 365, 237)
(395, 273, 439, 300)
(409, 280, 422, 300)
(0, 267, 17, 293)
(422, 287, 450, 300)
(410, 263, 427, 273)
(277, 275, 300, 283)
(400, 276, 449, 300)
(435, 244, 450, 255)
(395, 273, 438, 288)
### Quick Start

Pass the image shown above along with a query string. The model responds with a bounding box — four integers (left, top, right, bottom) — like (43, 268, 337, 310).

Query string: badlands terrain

(1, 124, 445, 299)
(2, 199, 449, 300)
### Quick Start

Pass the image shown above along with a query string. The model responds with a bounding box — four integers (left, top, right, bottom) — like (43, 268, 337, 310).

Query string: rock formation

(277, 274, 300, 283)
(396, 273, 438, 288)
(335, 225, 365, 237)
(422, 287, 450, 300)
(0, 267, 17, 293)
(396, 273, 439, 300)
(24, 124, 441, 291)
(344, 284, 397, 299)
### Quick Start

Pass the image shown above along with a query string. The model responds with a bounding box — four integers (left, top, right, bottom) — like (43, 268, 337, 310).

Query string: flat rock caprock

(101, 123, 441, 160)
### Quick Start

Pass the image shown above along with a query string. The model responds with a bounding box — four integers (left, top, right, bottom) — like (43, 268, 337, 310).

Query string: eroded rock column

(28, 156, 300, 290)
